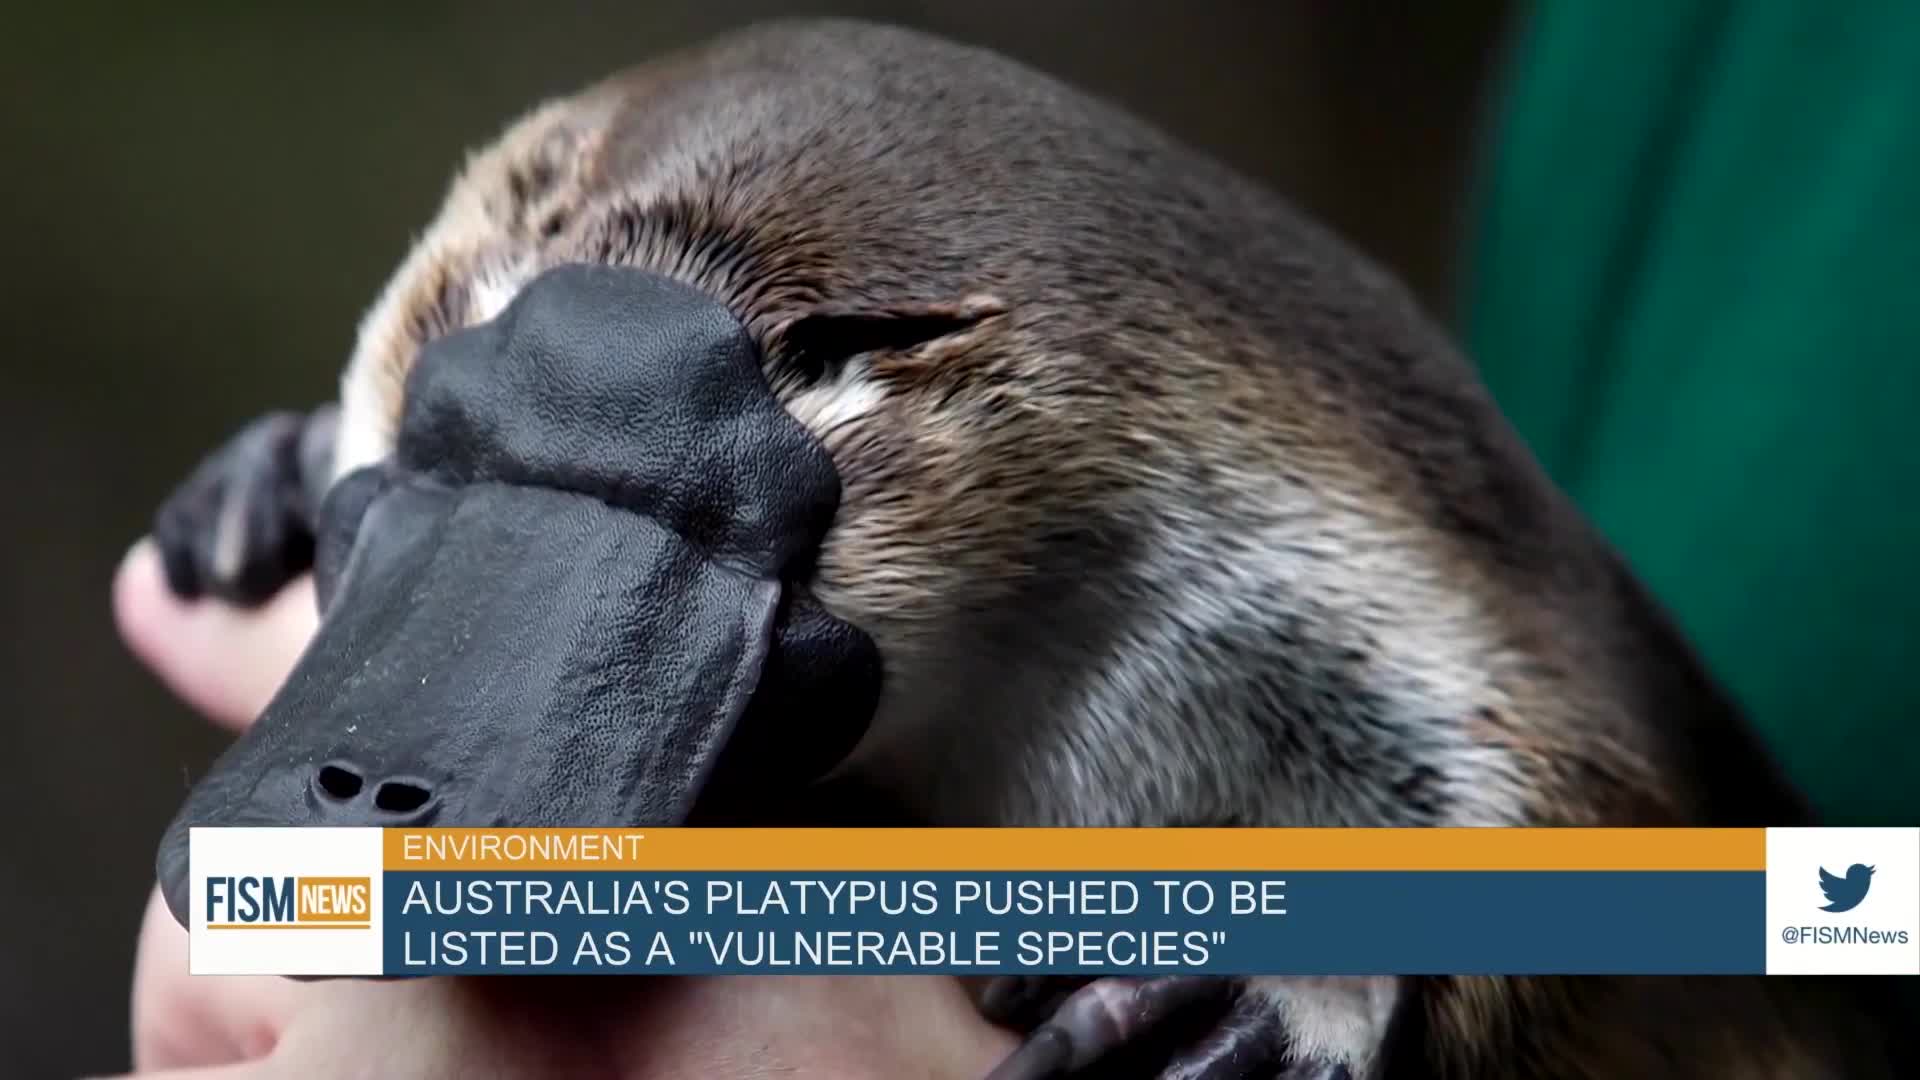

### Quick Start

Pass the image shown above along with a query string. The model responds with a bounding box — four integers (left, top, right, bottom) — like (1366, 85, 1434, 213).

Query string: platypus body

(150, 20, 1910, 1079)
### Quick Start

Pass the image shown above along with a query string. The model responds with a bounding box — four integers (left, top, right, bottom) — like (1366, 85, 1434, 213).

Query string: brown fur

(325, 19, 1905, 1079)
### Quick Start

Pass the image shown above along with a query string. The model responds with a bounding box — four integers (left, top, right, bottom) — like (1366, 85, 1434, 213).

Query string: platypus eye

(776, 297, 1006, 381)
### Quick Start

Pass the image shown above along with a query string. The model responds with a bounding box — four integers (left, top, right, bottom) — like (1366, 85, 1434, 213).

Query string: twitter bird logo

(1818, 864, 1875, 913)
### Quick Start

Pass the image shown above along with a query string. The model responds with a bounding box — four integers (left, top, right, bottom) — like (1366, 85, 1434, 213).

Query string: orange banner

(383, 827, 1765, 872)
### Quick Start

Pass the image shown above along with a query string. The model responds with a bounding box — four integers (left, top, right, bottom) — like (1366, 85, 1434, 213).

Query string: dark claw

(1158, 993, 1289, 1080)
(984, 975, 1233, 1080)
(979, 974, 1098, 1031)
(152, 405, 337, 605)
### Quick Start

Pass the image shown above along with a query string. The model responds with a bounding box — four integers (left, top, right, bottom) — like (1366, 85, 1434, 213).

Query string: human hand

(107, 537, 1014, 1078)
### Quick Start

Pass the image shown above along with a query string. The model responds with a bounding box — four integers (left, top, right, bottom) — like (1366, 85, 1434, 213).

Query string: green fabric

(1464, 1, 1920, 826)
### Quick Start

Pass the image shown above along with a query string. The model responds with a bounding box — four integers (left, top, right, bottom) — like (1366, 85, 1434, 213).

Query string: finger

(131, 885, 311, 1072)
(113, 538, 318, 731)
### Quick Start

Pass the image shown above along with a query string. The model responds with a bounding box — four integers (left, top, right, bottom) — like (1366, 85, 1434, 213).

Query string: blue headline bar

(382, 870, 1762, 976)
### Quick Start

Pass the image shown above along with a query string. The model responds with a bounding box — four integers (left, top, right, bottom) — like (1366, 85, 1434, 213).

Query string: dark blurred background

(0, 3, 1514, 1074)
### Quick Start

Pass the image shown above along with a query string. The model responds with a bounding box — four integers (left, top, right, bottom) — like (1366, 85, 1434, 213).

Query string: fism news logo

(189, 828, 385, 975)
(205, 875, 370, 930)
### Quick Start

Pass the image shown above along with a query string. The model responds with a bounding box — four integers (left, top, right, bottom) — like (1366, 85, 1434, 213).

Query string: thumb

(112, 538, 318, 731)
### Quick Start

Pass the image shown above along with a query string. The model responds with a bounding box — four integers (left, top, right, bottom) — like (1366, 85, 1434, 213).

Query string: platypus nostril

(315, 763, 364, 801)
(374, 779, 433, 814)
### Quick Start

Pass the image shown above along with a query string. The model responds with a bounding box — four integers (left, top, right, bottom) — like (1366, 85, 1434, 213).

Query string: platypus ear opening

(772, 294, 1008, 380)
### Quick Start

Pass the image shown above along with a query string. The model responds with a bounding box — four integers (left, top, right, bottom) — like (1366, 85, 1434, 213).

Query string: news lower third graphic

(186, 827, 1920, 977)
